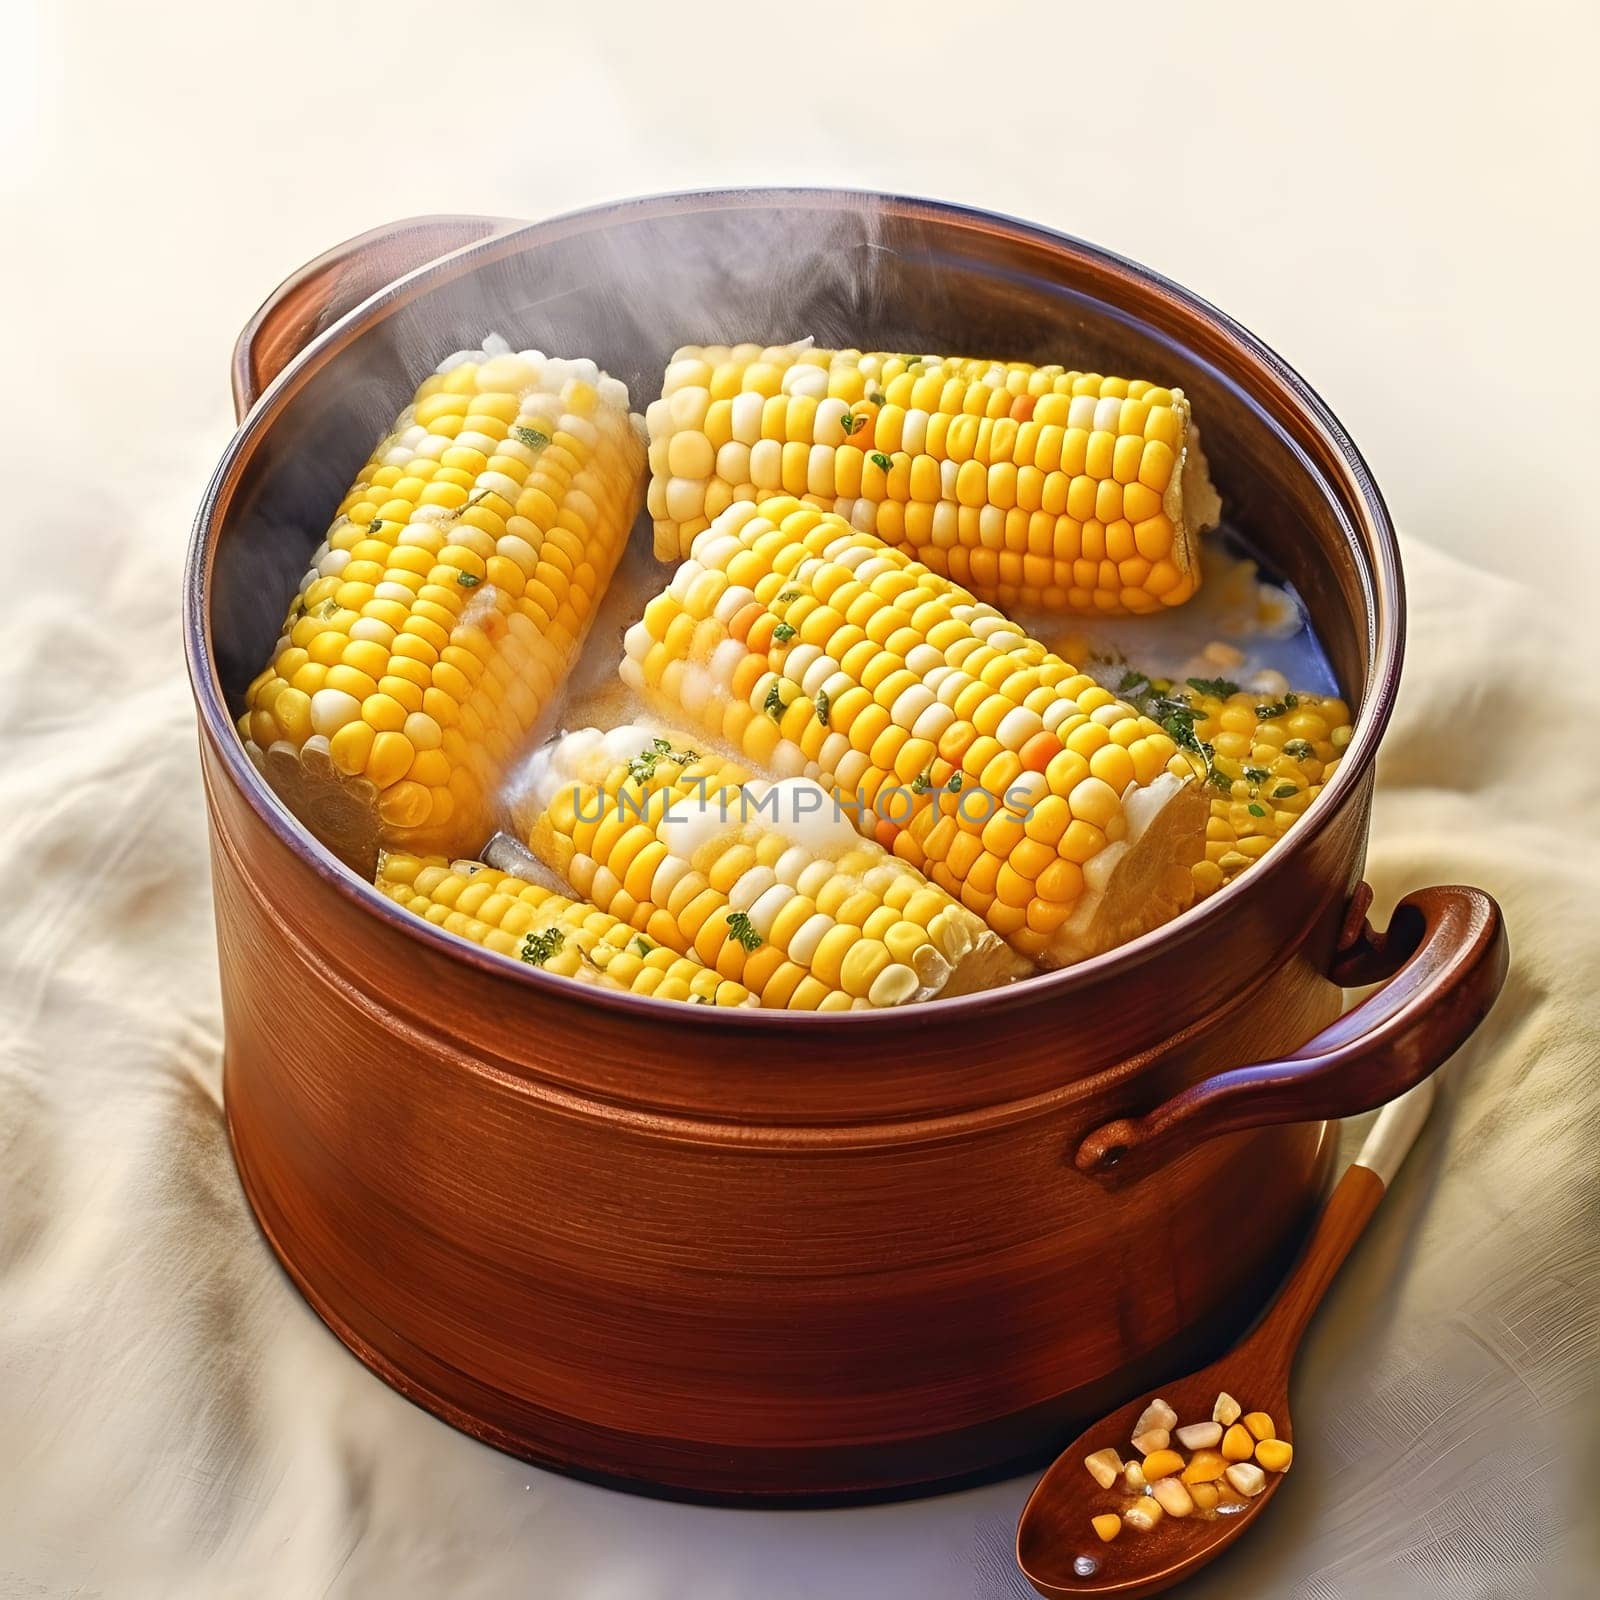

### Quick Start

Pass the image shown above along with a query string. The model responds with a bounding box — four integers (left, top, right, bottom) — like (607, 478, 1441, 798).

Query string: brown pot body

(189, 193, 1429, 1501)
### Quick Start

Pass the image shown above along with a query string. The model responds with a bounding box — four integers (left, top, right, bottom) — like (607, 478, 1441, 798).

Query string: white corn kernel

(1176, 1421, 1223, 1451)
(1132, 1399, 1178, 1444)
(1083, 1448, 1123, 1489)
(1124, 1499, 1164, 1532)
(1225, 1462, 1267, 1498)
(1213, 1392, 1242, 1426)
(1131, 1428, 1171, 1456)
(1123, 1461, 1147, 1492)
(1150, 1478, 1195, 1518)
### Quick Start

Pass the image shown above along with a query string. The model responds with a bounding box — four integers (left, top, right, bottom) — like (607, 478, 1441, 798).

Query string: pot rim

(184, 186, 1404, 1029)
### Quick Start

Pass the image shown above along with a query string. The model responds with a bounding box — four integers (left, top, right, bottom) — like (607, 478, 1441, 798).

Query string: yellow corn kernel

(1090, 1514, 1121, 1543)
(1181, 1449, 1228, 1484)
(1146, 683, 1360, 901)
(1188, 1481, 1220, 1512)
(1139, 1449, 1185, 1482)
(1221, 1424, 1255, 1462)
(1255, 1438, 1293, 1473)
(1242, 1411, 1276, 1442)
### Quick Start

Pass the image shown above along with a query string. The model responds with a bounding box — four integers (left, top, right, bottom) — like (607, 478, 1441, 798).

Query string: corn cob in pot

(239, 340, 646, 874)
(645, 343, 1220, 613)
(620, 498, 1207, 965)
(519, 725, 1026, 1008)
(376, 849, 754, 1006)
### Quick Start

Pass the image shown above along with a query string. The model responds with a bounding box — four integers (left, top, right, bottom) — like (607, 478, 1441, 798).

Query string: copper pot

(185, 192, 1507, 1503)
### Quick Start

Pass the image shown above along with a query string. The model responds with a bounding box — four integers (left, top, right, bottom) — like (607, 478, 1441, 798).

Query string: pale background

(2, 2, 1597, 1597)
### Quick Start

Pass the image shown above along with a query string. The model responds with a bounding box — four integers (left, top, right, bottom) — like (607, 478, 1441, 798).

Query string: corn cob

(376, 849, 754, 1006)
(239, 337, 646, 874)
(1181, 682, 1353, 898)
(519, 725, 1026, 1008)
(645, 342, 1220, 614)
(619, 498, 1207, 966)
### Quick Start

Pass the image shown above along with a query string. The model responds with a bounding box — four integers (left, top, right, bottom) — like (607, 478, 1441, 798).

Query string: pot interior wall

(208, 195, 1376, 718)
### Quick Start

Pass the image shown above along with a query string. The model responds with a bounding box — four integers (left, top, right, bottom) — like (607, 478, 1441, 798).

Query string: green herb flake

(870, 451, 892, 471)
(1285, 692, 1300, 709)
(369, 517, 384, 535)
(520, 927, 565, 966)
(632, 936, 653, 957)
(1187, 675, 1240, 699)
(628, 741, 698, 784)
(1283, 739, 1315, 760)
(1159, 706, 1204, 758)
(1245, 765, 1270, 783)
(868, 390, 887, 406)
(1112, 666, 1233, 784)
(1255, 700, 1287, 720)
(1248, 803, 1267, 818)
(1272, 783, 1299, 799)
(725, 911, 763, 951)
(841, 411, 866, 436)
(773, 621, 797, 643)
(513, 425, 550, 450)
(911, 767, 934, 795)
(814, 688, 830, 727)
(1209, 768, 1235, 793)
(946, 773, 963, 794)
(763, 681, 787, 722)
(456, 572, 482, 588)
(778, 589, 802, 604)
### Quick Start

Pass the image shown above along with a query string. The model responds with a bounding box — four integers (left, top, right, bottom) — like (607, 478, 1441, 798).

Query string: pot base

(227, 1074, 1336, 1505)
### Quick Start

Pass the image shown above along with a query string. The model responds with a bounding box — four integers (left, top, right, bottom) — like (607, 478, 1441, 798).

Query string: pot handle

(231, 214, 520, 420)
(1075, 884, 1508, 1181)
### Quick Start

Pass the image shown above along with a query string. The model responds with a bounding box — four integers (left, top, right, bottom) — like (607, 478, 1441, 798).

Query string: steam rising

(210, 196, 1340, 870)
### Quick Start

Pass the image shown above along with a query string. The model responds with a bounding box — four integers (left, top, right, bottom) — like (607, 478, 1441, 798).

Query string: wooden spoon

(1016, 1078, 1437, 1597)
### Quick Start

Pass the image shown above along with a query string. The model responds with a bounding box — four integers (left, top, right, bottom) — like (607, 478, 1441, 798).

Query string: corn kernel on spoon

(1016, 1078, 1437, 1597)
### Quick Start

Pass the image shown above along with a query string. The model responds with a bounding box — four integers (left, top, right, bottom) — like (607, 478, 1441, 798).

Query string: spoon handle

(1352, 1074, 1436, 1184)
(1239, 1079, 1436, 1365)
